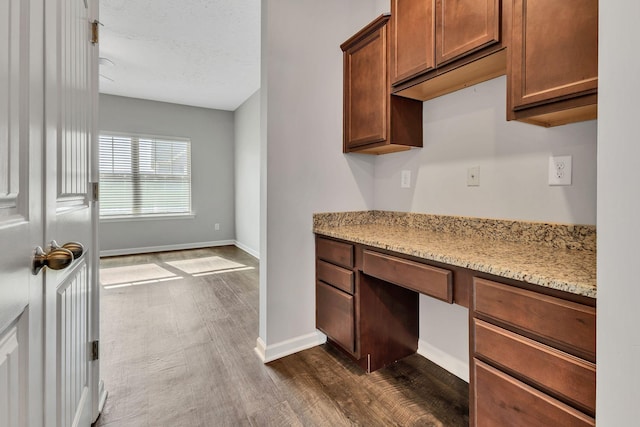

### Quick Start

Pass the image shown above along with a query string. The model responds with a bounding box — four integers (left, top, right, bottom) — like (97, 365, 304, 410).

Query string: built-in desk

(313, 211, 596, 426)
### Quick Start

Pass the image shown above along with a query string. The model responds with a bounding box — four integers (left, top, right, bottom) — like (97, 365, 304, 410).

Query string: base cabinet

(472, 278, 596, 425)
(315, 235, 597, 425)
(315, 237, 418, 372)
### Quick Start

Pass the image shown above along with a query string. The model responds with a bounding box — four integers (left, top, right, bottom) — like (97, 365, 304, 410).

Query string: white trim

(99, 213, 196, 223)
(234, 241, 260, 259)
(254, 331, 326, 363)
(99, 240, 236, 257)
(96, 380, 107, 416)
(254, 337, 267, 361)
(417, 339, 469, 382)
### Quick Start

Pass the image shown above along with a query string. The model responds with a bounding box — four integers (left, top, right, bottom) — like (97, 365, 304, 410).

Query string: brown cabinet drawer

(362, 250, 452, 303)
(317, 260, 354, 294)
(316, 238, 354, 269)
(473, 278, 595, 361)
(316, 281, 355, 354)
(474, 359, 594, 427)
(474, 319, 595, 415)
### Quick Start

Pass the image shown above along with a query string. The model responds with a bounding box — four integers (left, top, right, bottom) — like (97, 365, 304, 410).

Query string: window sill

(100, 213, 196, 223)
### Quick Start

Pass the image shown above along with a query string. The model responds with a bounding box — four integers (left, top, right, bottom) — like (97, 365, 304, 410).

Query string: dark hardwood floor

(95, 246, 468, 427)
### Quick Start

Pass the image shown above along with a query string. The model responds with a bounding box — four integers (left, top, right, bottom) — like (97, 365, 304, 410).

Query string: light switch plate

(401, 170, 411, 188)
(467, 166, 480, 186)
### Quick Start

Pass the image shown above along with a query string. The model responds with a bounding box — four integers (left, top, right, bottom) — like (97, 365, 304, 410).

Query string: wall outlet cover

(549, 156, 572, 186)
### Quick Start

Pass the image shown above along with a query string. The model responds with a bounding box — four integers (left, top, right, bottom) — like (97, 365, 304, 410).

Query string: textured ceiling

(98, 0, 260, 111)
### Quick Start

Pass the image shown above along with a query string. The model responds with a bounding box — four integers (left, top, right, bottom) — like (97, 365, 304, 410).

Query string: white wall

(99, 94, 235, 255)
(258, 0, 385, 360)
(259, 0, 602, 393)
(234, 89, 261, 258)
(374, 77, 597, 224)
(597, 1, 640, 424)
(373, 77, 597, 380)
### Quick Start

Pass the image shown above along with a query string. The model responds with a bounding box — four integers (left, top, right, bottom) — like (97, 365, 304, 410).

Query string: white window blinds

(99, 134, 192, 218)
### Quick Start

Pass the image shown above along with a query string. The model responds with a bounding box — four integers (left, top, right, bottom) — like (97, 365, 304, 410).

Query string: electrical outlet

(401, 170, 411, 188)
(214, 223, 220, 231)
(548, 156, 572, 186)
(467, 166, 480, 186)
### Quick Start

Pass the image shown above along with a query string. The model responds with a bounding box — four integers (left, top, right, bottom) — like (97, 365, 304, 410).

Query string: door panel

(0, 0, 32, 334)
(57, 263, 90, 427)
(44, 0, 97, 425)
(0, 0, 45, 425)
(0, 326, 20, 427)
(1, 0, 97, 424)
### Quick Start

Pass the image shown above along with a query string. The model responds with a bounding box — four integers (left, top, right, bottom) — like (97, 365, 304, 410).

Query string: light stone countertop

(313, 212, 596, 298)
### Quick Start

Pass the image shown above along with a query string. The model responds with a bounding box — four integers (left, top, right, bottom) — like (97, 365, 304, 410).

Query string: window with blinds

(99, 134, 192, 218)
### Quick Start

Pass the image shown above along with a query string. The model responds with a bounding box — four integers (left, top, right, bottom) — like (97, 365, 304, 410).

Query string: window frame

(98, 131, 194, 221)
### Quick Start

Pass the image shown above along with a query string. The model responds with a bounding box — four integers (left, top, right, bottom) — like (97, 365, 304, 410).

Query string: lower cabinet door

(474, 359, 594, 427)
(316, 281, 355, 353)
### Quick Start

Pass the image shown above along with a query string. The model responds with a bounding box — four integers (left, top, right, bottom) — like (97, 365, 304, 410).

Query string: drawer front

(317, 260, 354, 294)
(473, 278, 595, 361)
(474, 359, 595, 427)
(316, 237, 354, 269)
(316, 281, 355, 354)
(474, 319, 595, 415)
(362, 250, 452, 303)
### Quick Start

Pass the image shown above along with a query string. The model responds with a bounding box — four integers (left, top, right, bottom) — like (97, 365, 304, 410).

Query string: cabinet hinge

(90, 340, 99, 361)
(90, 182, 99, 202)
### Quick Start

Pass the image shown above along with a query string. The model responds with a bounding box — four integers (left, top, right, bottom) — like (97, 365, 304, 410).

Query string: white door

(0, 0, 45, 426)
(42, 0, 99, 426)
(0, 0, 99, 426)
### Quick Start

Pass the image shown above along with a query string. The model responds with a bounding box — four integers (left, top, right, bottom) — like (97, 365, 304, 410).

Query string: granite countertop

(313, 211, 597, 299)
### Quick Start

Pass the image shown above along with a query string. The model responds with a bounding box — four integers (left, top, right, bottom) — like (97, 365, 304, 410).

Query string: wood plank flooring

(95, 246, 469, 427)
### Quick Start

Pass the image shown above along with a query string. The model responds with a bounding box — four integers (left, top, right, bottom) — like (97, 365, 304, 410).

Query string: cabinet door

(343, 22, 388, 150)
(391, 0, 435, 84)
(316, 281, 355, 353)
(435, 0, 501, 66)
(510, 0, 598, 109)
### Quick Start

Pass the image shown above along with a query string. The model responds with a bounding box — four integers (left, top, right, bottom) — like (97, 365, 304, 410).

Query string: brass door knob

(50, 240, 84, 259)
(32, 246, 74, 275)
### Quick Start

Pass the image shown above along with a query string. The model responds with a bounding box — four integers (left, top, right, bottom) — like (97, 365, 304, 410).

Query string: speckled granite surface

(313, 211, 596, 298)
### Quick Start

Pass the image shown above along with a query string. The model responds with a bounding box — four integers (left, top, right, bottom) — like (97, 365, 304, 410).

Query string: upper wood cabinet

(435, 0, 501, 66)
(342, 14, 422, 155)
(507, 0, 598, 127)
(392, 0, 506, 101)
(390, 0, 435, 83)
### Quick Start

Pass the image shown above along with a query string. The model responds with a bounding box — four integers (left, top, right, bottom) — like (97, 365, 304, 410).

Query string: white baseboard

(234, 241, 260, 259)
(254, 331, 326, 363)
(417, 339, 469, 382)
(99, 240, 236, 257)
(94, 379, 108, 423)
